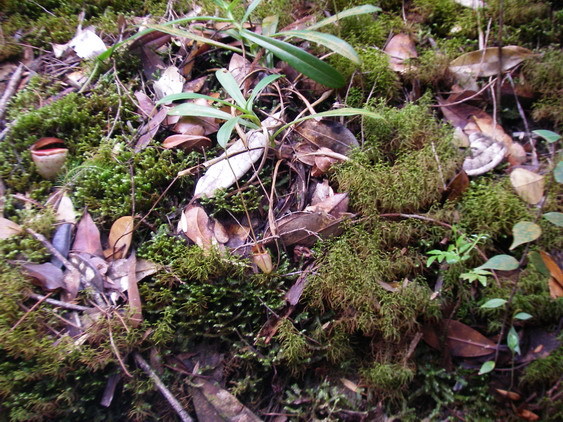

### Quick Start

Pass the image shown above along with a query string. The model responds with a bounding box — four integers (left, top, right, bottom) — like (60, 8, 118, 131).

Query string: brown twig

(28, 292, 91, 311)
(0, 64, 24, 121)
(11, 291, 53, 331)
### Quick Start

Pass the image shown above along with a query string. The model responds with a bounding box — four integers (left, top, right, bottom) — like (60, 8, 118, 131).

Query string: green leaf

(168, 103, 234, 120)
(145, 24, 244, 54)
(480, 298, 507, 309)
(157, 92, 239, 110)
(533, 129, 561, 143)
(240, 29, 345, 88)
(216, 117, 241, 148)
(245, 74, 283, 109)
(262, 15, 279, 37)
(528, 251, 550, 277)
(242, 0, 264, 23)
(543, 212, 563, 227)
(514, 312, 532, 321)
(426, 256, 437, 267)
(507, 326, 521, 355)
(509, 221, 542, 250)
(216, 69, 247, 110)
(476, 254, 520, 271)
(307, 5, 381, 31)
(478, 360, 495, 375)
(275, 30, 360, 64)
(273, 108, 382, 139)
(555, 161, 563, 184)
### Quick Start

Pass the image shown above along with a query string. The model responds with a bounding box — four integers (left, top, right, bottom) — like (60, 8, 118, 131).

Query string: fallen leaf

(0, 217, 22, 239)
(517, 409, 540, 421)
(69, 27, 107, 59)
(153, 66, 185, 100)
(135, 107, 169, 152)
(228, 53, 253, 86)
(55, 193, 76, 223)
(509, 221, 542, 250)
(73, 211, 104, 257)
(543, 212, 563, 227)
(69, 253, 105, 293)
(296, 119, 359, 155)
(445, 170, 470, 200)
(496, 389, 521, 401)
(134, 90, 156, 118)
(50, 223, 73, 268)
(540, 251, 563, 298)
(341, 378, 361, 393)
(273, 211, 345, 247)
(469, 114, 513, 147)
(507, 142, 526, 166)
(127, 252, 142, 327)
(305, 193, 349, 217)
(423, 319, 497, 357)
(178, 205, 216, 251)
(105, 216, 134, 260)
(384, 33, 417, 73)
(449, 46, 535, 79)
(510, 168, 544, 204)
(161, 133, 211, 151)
(21, 262, 66, 291)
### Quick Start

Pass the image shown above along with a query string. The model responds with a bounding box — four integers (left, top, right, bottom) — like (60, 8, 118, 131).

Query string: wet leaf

(478, 360, 495, 375)
(73, 211, 103, 257)
(21, 262, 66, 291)
(533, 129, 561, 143)
(476, 254, 519, 271)
(384, 33, 417, 73)
(509, 221, 542, 250)
(510, 168, 544, 204)
(449, 46, 535, 79)
(0, 217, 22, 239)
(105, 216, 134, 260)
(423, 319, 497, 357)
(543, 212, 563, 227)
(480, 298, 507, 309)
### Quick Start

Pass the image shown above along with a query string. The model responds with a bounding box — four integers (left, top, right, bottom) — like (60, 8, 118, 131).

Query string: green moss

(522, 341, 563, 388)
(361, 362, 414, 395)
(275, 319, 312, 371)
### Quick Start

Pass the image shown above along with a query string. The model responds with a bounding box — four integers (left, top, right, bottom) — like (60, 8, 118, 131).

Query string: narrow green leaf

(242, 0, 264, 23)
(509, 221, 542, 250)
(168, 103, 233, 120)
(507, 326, 521, 355)
(533, 129, 561, 143)
(216, 69, 247, 110)
(480, 298, 507, 309)
(262, 15, 279, 37)
(555, 160, 563, 184)
(478, 360, 495, 375)
(528, 251, 550, 277)
(543, 212, 563, 227)
(145, 24, 244, 54)
(476, 254, 520, 271)
(307, 5, 381, 31)
(245, 74, 283, 109)
(514, 312, 532, 321)
(217, 117, 241, 148)
(157, 92, 239, 110)
(275, 30, 360, 64)
(240, 29, 345, 88)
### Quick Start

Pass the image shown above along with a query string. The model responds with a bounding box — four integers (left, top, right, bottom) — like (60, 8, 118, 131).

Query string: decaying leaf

(509, 221, 541, 250)
(21, 262, 66, 291)
(73, 211, 104, 257)
(0, 217, 22, 239)
(273, 211, 345, 247)
(449, 46, 535, 79)
(194, 113, 282, 198)
(305, 192, 349, 217)
(55, 193, 77, 223)
(161, 133, 211, 151)
(423, 319, 497, 357)
(496, 389, 521, 401)
(105, 216, 134, 260)
(153, 66, 185, 100)
(127, 252, 142, 327)
(510, 168, 545, 204)
(68, 27, 108, 59)
(445, 170, 470, 201)
(134, 90, 156, 118)
(540, 251, 563, 298)
(384, 33, 417, 73)
(178, 205, 219, 251)
(135, 107, 169, 152)
(507, 142, 527, 166)
(467, 114, 513, 147)
(296, 119, 359, 155)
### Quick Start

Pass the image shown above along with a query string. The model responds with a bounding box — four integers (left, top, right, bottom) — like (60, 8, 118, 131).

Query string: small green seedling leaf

(514, 312, 532, 321)
(157, 92, 241, 110)
(168, 103, 234, 120)
(480, 298, 507, 309)
(241, 29, 345, 88)
(216, 117, 241, 148)
(533, 129, 561, 143)
(509, 221, 542, 250)
(307, 5, 381, 30)
(276, 30, 360, 64)
(476, 254, 519, 271)
(216, 69, 247, 110)
(478, 360, 495, 375)
(242, 0, 264, 23)
(245, 74, 283, 109)
(507, 326, 521, 355)
(543, 212, 563, 227)
(555, 161, 563, 184)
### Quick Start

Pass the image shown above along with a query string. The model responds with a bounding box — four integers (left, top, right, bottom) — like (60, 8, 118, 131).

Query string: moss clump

(361, 362, 414, 396)
(335, 100, 460, 215)
(275, 319, 313, 371)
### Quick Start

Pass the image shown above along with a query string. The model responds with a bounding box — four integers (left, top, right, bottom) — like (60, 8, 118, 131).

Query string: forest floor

(0, 1, 561, 421)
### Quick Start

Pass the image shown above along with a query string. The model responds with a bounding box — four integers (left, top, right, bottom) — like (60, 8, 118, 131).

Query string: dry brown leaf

(127, 252, 142, 327)
(507, 142, 527, 166)
(273, 211, 346, 247)
(161, 134, 211, 151)
(228, 53, 253, 86)
(449, 46, 535, 79)
(55, 193, 76, 224)
(510, 168, 544, 204)
(105, 216, 134, 260)
(305, 193, 349, 217)
(384, 33, 417, 73)
(134, 90, 156, 118)
(178, 205, 215, 251)
(423, 319, 497, 357)
(21, 262, 66, 291)
(0, 217, 22, 239)
(73, 211, 103, 257)
(518, 409, 540, 421)
(296, 119, 359, 155)
(495, 389, 521, 401)
(445, 170, 470, 201)
(468, 114, 513, 147)
(212, 220, 229, 244)
(539, 251, 563, 298)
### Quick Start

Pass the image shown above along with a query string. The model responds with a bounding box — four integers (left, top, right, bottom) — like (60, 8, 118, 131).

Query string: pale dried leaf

(179, 205, 215, 251)
(105, 216, 134, 260)
(56, 193, 76, 223)
(0, 217, 22, 239)
(153, 66, 185, 100)
(296, 119, 359, 155)
(384, 33, 417, 73)
(69, 27, 107, 59)
(449, 46, 535, 79)
(162, 134, 211, 151)
(510, 168, 544, 204)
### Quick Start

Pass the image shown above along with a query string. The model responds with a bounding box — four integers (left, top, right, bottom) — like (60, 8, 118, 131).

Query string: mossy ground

(0, 0, 561, 420)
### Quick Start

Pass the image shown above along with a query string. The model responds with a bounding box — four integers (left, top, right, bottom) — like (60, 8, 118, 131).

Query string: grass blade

(276, 30, 360, 64)
(245, 74, 283, 109)
(168, 103, 234, 121)
(307, 5, 381, 31)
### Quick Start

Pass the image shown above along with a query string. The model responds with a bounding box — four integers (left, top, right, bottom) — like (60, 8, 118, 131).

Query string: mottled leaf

(477, 254, 520, 271)
(509, 221, 542, 250)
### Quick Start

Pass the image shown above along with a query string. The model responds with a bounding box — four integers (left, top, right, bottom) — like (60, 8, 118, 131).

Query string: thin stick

(11, 292, 53, 331)
(0, 64, 24, 120)
(107, 316, 133, 378)
(134, 353, 193, 422)
(28, 292, 91, 311)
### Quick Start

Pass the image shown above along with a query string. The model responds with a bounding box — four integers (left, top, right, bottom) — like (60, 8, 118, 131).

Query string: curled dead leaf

(105, 216, 134, 260)
(0, 217, 22, 239)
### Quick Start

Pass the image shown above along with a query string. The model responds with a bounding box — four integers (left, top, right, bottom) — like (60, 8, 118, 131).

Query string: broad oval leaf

(510, 168, 544, 204)
(307, 5, 382, 31)
(240, 29, 345, 88)
(533, 129, 561, 143)
(168, 103, 234, 121)
(477, 254, 520, 271)
(514, 312, 533, 321)
(276, 30, 360, 64)
(543, 212, 563, 227)
(480, 298, 507, 309)
(478, 360, 495, 375)
(105, 216, 134, 260)
(509, 221, 542, 250)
